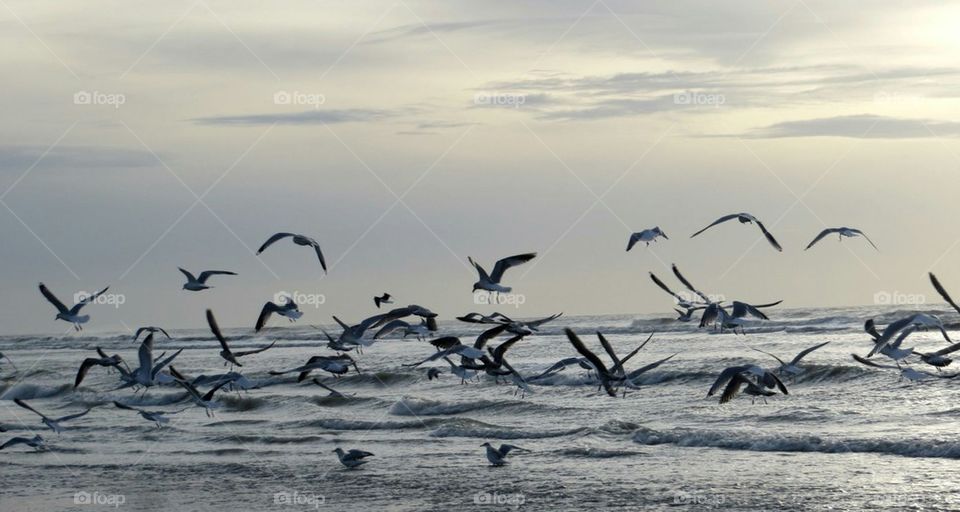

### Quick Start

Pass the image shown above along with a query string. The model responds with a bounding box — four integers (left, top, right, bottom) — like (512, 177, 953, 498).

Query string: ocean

(2, 305, 960, 511)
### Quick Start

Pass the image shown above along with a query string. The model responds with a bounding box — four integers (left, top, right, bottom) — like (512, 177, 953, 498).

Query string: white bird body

(626, 227, 668, 251)
(333, 447, 374, 468)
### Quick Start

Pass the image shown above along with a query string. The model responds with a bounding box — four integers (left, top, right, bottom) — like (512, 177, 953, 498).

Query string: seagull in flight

(207, 309, 276, 368)
(469, 253, 537, 295)
(649, 272, 707, 310)
(169, 366, 230, 417)
(178, 268, 236, 291)
(113, 401, 188, 428)
(333, 448, 374, 468)
(256, 232, 327, 273)
(134, 326, 171, 341)
(751, 341, 830, 379)
(691, 212, 782, 251)
(38, 283, 109, 331)
(0, 435, 46, 451)
(480, 442, 527, 466)
(627, 227, 668, 251)
(255, 296, 303, 331)
(866, 313, 950, 358)
(851, 354, 958, 382)
(270, 354, 359, 381)
(373, 293, 393, 309)
(117, 333, 182, 391)
(805, 227, 878, 251)
(14, 399, 91, 435)
(707, 365, 788, 404)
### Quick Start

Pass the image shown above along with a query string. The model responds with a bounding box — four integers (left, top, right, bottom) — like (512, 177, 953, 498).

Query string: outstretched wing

(719, 373, 748, 404)
(930, 273, 960, 316)
(113, 401, 145, 414)
(373, 319, 410, 339)
(707, 366, 749, 396)
(626, 233, 641, 252)
(753, 219, 783, 252)
(490, 253, 537, 282)
(256, 232, 295, 254)
(71, 286, 109, 314)
(671, 264, 711, 303)
(38, 283, 68, 314)
(309, 240, 327, 273)
(789, 341, 830, 365)
(233, 341, 276, 358)
(690, 213, 741, 238)
(177, 268, 196, 282)
(849, 229, 879, 251)
(255, 302, 281, 332)
(563, 329, 610, 377)
(55, 408, 91, 423)
(13, 399, 47, 420)
(804, 228, 838, 250)
(206, 310, 231, 356)
(196, 270, 236, 284)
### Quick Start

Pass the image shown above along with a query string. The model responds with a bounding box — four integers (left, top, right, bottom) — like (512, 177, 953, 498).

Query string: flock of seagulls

(0, 215, 954, 471)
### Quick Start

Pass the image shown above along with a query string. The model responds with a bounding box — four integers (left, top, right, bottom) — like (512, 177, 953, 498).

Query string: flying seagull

(207, 309, 276, 367)
(134, 326, 171, 341)
(113, 401, 188, 428)
(626, 227, 668, 251)
(178, 268, 236, 291)
(707, 365, 788, 404)
(13, 399, 90, 435)
(374, 293, 393, 308)
(256, 232, 327, 273)
(691, 213, 782, 251)
(469, 253, 537, 295)
(480, 442, 527, 466)
(805, 227, 878, 251)
(0, 435, 46, 451)
(751, 341, 830, 379)
(255, 296, 303, 331)
(169, 366, 230, 417)
(851, 354, 958, 382)
(38, 283, 109, 330)
(649, 272, 706, 310)
(117, 333, 182, 391)
(333, 448, 374, 468)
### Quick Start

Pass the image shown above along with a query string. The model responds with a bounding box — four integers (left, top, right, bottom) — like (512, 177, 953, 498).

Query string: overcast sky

(2, 0, 960, 335)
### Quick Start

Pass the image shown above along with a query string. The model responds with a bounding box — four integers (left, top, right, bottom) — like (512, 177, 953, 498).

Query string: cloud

(191, 109, 391, 126)
(741, 114, 960, 139)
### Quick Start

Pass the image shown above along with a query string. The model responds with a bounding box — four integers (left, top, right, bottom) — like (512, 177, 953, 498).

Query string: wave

(388, 396, 556, 416)
(429, 417, 586, 440)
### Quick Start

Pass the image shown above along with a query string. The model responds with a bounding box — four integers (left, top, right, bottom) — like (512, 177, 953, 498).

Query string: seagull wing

(490, 253, 537, 283)
(498, 444, 525, 456)
(151, 348, 183, 378)
(707, 366, 750, 397)
(55, 408, 91, 423)
(309, 240, 328, 273)
(849, 229, 879, 251)
(790, 341, 830, 365)
(13, 399, 48, 420)
(852, 353, 897, 370)
(345, 449, 374, 460)
(525, 312, 562, 329)
(71, 286, 109, 314)
(255, 302, 282, 332)
(467, 257, 491, 282)
(732, 301, 769, 320)
(719, 373, 749, 404)
(690, 213, 741, 238)
(74, 358, 102, 388)
(429, 336, 462, 350)
(564, 329, 610, 377)
(138, 333, 154, 373)
(491, 334, 524, 364)
(475, 324, 509, 350)
(671, 264, 711, 303)
(206, 309, 231, 355)
(196, 270, 236, 284)
(113, 401, 146, 414)
(256, 232, 295, 254)
(595, 332, 621, 371)
(625, 353, 677, 381)
(373, 319, 410, 339)
(749, 347, 786, 367)
(930, 273, 960, 316)
(38, 283, 69, 314)
(626, 233, 641, 252)
(177, 267, 196, 282)
(804, 228, 838, 250)
(233, 341, 276, 358)
(753, 219, 783, 252)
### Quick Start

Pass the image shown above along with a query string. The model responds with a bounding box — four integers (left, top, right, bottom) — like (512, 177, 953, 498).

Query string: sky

(2, 0, 960, 335)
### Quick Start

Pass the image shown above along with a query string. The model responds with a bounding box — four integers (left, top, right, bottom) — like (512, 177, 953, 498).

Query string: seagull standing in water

(0, 435, 46, 451)
(333, 448, 374, 468)
(469, 253, 537, 297)
(480, 442, 527, 466)
(38, 283, 109, 331)
(691, 212, 782, 251)
(256, 232, 327, 273)
(255, 296, 303, 331)
(178, 268, 236, 291)
(626, 227, 668, 251)
(13, 399, 90, 435)
(805, 227, 878, 251)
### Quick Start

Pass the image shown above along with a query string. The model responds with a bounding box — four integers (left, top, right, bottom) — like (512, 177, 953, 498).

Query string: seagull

(426, 368, 442, 380)
(707, 365, 788, 404)
(256, 232, 327, 273)
(169, 366, 230, 417)
(373, 293, 393, 309)
(373, 318, 436, 341)
(444, 357, 479, 384)
(207, 309, 276, 368)
(0, 435, 46, 451)
(562, 329, 665, 397)
(113, 401, 188, 428)
(864, 319, 915, 363)
(529, 357, 596, 381)
(918, 340, 960, 369)
(255, 296, 303, 331)
(178, 268, 236, 291)
(649, 272, 706, 310)
(851, 354, 958, 382)
(691, 213, 782, 251)
(480, 442, 526, 466)
(867, 314, 950, 358)
(74, 348, 126, 388)
(805, 227, 878, 251)
(13, 399, 90, 435)
(333, 448, 374, 468)
(270, 354, 359, 381)
(38, 283, 109, 330)
(456, 312, 562, 336)
(626, 227, 668, 251)
(930, 272, 960, 316)
(134, 326, 171, 341)
(118, 333, 182, 391)
(751, 341, 830, 379)
(469, 253, 537, 295)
